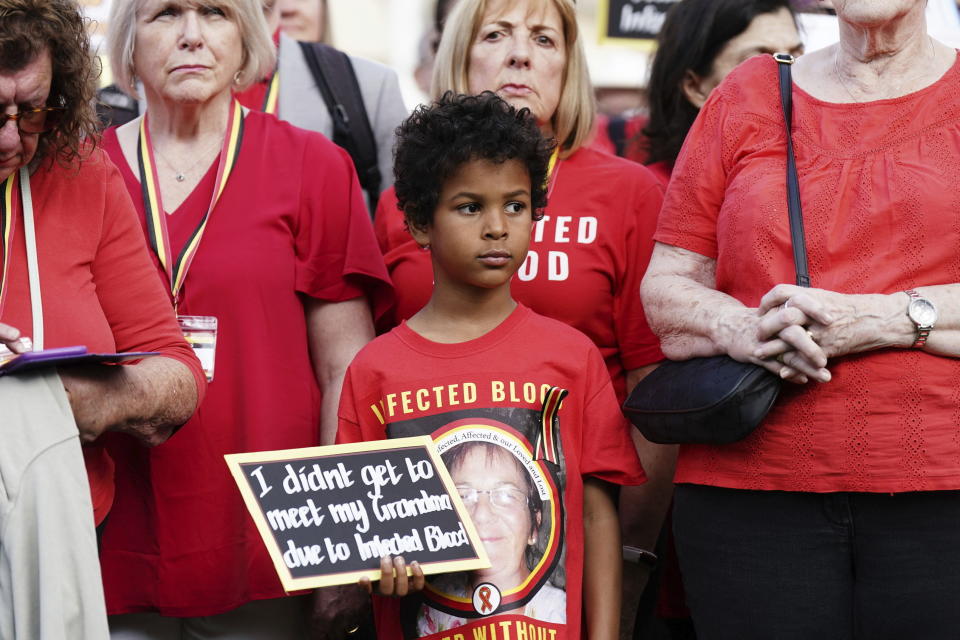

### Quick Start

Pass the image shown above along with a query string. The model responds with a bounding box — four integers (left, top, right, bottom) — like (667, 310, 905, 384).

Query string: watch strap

(905, 289, 933, 348)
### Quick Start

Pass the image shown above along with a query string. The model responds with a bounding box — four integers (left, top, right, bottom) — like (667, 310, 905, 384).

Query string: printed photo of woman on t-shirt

(416, 439, 566, 634)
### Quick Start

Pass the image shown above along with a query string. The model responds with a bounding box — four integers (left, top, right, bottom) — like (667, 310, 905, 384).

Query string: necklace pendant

(176, 172, 186, 182)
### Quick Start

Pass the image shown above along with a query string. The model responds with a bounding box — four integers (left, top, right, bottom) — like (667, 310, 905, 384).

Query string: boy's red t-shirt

(337, 304, 645, 640)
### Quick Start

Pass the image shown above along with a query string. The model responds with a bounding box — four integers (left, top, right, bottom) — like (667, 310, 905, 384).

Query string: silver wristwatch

(905, 289, 937, 348)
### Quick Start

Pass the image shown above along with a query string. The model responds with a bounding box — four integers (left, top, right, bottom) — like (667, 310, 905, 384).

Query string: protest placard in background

(597, 0, 680, 47)
(225, 436, 490, 591)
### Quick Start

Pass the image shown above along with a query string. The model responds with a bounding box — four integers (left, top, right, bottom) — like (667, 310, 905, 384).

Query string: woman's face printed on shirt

(452, 444, 539, 590)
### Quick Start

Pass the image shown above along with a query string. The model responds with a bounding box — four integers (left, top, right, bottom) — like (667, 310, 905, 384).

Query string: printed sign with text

(598, 0, 680, 45)
(225, 436, 490, 590)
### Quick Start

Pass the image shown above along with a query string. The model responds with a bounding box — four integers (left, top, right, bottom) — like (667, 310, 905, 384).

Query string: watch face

(909, 298, 938, 327)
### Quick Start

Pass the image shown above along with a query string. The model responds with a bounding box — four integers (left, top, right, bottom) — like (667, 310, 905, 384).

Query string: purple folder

(0, 346, 158, 377)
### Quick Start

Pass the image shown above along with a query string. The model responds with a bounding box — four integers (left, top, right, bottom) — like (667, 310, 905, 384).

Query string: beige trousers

(0, 371, 109, 640)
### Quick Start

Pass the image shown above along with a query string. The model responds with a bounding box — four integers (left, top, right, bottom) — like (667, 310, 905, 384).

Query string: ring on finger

(806, 329, 815, 341)
(783, 299, 792, 310)
(776, 353, 787, 365)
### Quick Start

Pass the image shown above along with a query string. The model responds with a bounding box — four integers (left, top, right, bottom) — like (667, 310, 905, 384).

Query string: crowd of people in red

(2, 0, 959, 639)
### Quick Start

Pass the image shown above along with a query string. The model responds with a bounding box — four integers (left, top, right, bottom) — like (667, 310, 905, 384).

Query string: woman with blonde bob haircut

(98, 0, 393, 637)
(373, 0, 671, 635)
(107, 0, 276, 99)
(432, 0, 594, 156)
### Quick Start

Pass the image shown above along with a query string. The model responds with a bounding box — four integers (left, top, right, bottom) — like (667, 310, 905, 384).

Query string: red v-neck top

(99, 112, 393, 616)
(656, 53, 960, 493)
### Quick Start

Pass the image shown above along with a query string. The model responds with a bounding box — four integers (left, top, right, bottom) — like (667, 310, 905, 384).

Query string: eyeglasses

(0, 107, 65, 134)
(457, 486, 528, 511)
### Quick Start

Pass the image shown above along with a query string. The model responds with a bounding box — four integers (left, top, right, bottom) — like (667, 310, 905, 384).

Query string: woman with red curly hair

(0, 0, 204, 637)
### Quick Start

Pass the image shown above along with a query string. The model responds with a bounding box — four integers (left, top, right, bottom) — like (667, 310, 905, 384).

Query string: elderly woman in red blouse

(99, 0, 391, 637)
(642, 0, 960, 638)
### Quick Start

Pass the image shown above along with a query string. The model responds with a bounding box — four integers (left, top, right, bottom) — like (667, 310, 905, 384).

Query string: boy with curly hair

(337, 92, 645, 640)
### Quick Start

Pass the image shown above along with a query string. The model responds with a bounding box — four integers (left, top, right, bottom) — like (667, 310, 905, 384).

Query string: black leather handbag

(623, 54, 809, 445)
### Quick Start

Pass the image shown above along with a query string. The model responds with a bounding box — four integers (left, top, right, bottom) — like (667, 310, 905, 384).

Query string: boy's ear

(407, 218, 432, 249)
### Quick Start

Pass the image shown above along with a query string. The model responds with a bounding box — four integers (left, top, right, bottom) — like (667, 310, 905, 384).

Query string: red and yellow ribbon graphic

(477, 586, 494, 613)
(535, 386, 567, 465)
(137, 99, 245, 307)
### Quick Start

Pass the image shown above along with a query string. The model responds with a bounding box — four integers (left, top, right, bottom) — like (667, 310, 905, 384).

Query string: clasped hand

(748, 285, 848, 384)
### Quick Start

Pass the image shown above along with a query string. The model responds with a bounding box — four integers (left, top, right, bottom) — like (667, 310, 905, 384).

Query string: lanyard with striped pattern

(262, 70, 280, 115)
(546, 148, 559, 181)
(544, 147, 560, 197)
(0, 173, 17, 319)
(137, 99, 245, 307)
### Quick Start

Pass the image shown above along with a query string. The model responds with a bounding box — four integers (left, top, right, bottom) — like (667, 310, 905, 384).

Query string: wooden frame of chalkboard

(225, 435, 491, 591)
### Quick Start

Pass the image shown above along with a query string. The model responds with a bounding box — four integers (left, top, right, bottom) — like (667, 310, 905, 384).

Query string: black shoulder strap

(299, 41, 382, 211)
(607, 115, 628, 157)
(96, 84, 140, 129)
(774, 53, 811, 288)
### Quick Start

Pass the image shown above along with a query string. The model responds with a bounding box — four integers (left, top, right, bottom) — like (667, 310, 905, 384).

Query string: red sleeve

(295, 140, 394, 321)
(580, 346, 646, 485)
(92, 158, 206, 403)
(653, 82, 735, 259)
(372, 186, 431, 331)
(616, 174, 665, 371)
(335, 355, 390, 444)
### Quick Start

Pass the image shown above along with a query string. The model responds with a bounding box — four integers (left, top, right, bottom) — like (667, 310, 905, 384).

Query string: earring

(233, 70, 243, 85)
(420, 244, 430, 251)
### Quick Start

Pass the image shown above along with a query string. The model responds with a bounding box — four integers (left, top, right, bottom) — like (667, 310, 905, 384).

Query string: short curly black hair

(394, 91, 555, 231)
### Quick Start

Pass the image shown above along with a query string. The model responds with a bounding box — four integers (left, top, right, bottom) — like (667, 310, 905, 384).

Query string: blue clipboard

(0, 346, 158, 377)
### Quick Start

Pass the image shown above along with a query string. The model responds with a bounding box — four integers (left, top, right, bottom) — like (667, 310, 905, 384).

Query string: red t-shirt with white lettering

(337, 304, 645, 640)
(375, 147, 665, 401)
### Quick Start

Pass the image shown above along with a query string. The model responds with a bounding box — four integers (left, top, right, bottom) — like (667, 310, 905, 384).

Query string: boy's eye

(505, 201, 526, 215)
(457, 202, 482, 215)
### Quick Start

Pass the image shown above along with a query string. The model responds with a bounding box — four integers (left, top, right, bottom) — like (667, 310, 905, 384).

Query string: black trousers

(673, 484, 960, 640)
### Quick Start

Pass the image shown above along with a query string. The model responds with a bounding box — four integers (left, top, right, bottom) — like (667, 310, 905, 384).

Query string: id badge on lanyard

(138, 100, 244, 384)
(178, 315, 217, 382)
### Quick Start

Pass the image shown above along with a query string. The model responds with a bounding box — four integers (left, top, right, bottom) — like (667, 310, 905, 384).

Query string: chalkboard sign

(225, 436, 490, 590)
(599, 0, 680, 44)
